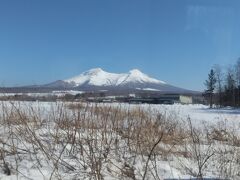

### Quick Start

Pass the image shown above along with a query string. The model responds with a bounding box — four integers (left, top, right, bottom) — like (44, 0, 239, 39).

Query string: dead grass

(0, 101, 239, 179)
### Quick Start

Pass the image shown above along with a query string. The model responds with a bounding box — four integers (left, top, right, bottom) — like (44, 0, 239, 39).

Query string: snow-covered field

(149, 104, 240, 132)
(0, 101, 239, 180)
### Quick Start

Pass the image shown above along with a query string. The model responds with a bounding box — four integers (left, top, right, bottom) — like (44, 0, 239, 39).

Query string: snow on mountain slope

(65, 68, 124, 86)
(116, 69, 165, 85)
(64, 68, 166, 87)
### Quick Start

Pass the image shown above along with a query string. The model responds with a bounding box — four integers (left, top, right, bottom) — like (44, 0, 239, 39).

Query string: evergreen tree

(204, 69, 217, 108)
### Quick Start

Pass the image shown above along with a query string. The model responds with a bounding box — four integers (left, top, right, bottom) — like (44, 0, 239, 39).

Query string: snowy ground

(150, 104, 240, 132)
(110, 103, 240, 133)
(0, 101, 239, 180)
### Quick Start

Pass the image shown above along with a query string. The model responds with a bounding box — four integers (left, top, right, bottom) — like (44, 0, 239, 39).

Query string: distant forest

(205, 58, 240, 108)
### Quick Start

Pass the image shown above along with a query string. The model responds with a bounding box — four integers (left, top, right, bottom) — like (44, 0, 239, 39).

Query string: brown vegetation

(0, 101, 239, 179)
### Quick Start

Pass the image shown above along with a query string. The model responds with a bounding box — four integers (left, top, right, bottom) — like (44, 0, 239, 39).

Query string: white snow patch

(136, 88, 161, 91)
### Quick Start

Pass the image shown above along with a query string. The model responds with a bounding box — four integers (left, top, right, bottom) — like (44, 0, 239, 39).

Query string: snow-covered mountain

(44, 68, 194, 94)
(0, 68, 197, 94)
(64, 68, 166, 87)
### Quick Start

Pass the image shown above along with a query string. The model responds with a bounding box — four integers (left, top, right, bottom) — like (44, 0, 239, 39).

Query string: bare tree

(213, 64, 224, 107)
(186, 118, 215, 179)
(235, 58, 240, 106)
(225, 66, 236, 106)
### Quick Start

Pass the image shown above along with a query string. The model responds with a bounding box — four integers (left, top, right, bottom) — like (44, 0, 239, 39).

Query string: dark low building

(128, 94, 193, 104)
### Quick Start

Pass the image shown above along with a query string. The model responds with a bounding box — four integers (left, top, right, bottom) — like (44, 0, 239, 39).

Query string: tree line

(204, 58, 240, 108)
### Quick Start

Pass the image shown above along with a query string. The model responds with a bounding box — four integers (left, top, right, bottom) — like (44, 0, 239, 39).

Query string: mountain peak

(129, 69, 143, 75)
(84, 68, 104, 75)
(124, 69, 164, 84)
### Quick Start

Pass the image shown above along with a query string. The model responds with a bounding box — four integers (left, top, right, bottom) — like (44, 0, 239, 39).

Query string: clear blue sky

(0, 0, 240, 90)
